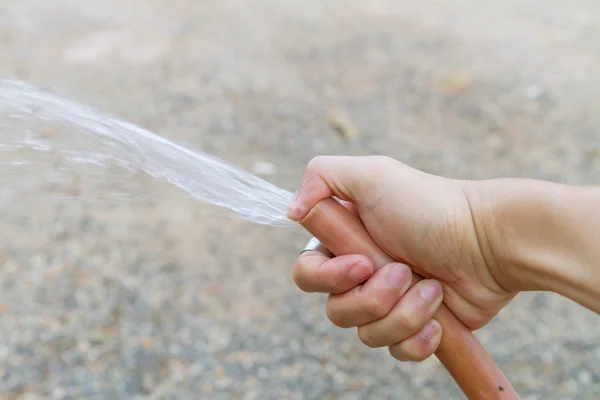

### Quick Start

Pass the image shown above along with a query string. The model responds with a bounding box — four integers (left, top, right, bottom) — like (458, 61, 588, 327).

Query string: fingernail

(349, 262, 371, 282)
(420, 280, 441, 303)
(421, 320, 441, 340)
(386, 263, 410, 288)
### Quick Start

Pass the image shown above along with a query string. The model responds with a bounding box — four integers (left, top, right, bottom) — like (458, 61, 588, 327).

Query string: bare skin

(288, 155, 600, 362)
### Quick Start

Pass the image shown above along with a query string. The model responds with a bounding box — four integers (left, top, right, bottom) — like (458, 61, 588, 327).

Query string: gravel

(0, 0, 599, 399)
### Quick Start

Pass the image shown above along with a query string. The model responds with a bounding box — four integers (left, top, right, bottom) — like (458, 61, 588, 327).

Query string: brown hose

(299, 198, 519, 400)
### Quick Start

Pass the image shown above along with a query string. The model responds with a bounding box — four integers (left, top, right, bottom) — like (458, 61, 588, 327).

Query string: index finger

(293, 251, 375, 294)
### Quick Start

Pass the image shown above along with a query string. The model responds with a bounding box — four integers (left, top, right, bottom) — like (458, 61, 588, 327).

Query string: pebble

(326, 108, 359, 142)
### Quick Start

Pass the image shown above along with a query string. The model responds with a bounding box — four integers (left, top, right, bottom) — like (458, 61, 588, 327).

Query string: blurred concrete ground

(0, 0, 599, 398)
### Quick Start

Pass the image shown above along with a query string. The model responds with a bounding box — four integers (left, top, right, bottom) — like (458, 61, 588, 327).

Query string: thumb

(287, 155, 395, 221)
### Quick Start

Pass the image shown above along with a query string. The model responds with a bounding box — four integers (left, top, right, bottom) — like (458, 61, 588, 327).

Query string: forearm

(466, 178, 600, 313)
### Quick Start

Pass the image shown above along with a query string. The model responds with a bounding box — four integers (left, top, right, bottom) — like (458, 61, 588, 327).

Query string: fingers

(288, 155, 394, 221)
(293, 251, 375, 294)
(325, 263, 444, 361)
(355, 279, 443, 347)
(325, 263, 413, 327)
(388, 319, 442, 362)
(293, 199, 367, 294)
(295, 254, 445, 362)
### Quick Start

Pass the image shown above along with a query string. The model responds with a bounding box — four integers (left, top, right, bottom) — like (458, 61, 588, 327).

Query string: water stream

(0, 79, 295, 227)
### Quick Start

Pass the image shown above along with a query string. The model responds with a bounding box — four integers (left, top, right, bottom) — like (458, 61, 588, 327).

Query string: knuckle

(325, 300, 350, 328)
(388, 346, 408, 361)
(353, 256, 372, 270)
(327, 278, 346, 293)
(364, 296, 388, 320)
(306, 155, 329, 173)
(323, 268, 346, 291)
(389, 345, 432, 362)
(292, 261, 312, 292)
(393, 309, 421, 334)
(357, 326, 380, 348)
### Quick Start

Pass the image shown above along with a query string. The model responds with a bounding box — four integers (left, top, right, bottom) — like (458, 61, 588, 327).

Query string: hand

(288, 155, 517, 361)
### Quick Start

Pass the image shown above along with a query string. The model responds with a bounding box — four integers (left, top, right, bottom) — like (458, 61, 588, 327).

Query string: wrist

(463, 178, 600, 312)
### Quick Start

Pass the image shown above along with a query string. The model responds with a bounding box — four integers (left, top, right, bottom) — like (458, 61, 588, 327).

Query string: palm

(355, 163, 515, 330)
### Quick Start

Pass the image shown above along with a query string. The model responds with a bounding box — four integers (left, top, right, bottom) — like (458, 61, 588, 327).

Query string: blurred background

(0, 0, 599, 398)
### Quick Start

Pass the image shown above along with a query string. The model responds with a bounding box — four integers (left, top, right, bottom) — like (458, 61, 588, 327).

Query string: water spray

(0, 79, 518, 399)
